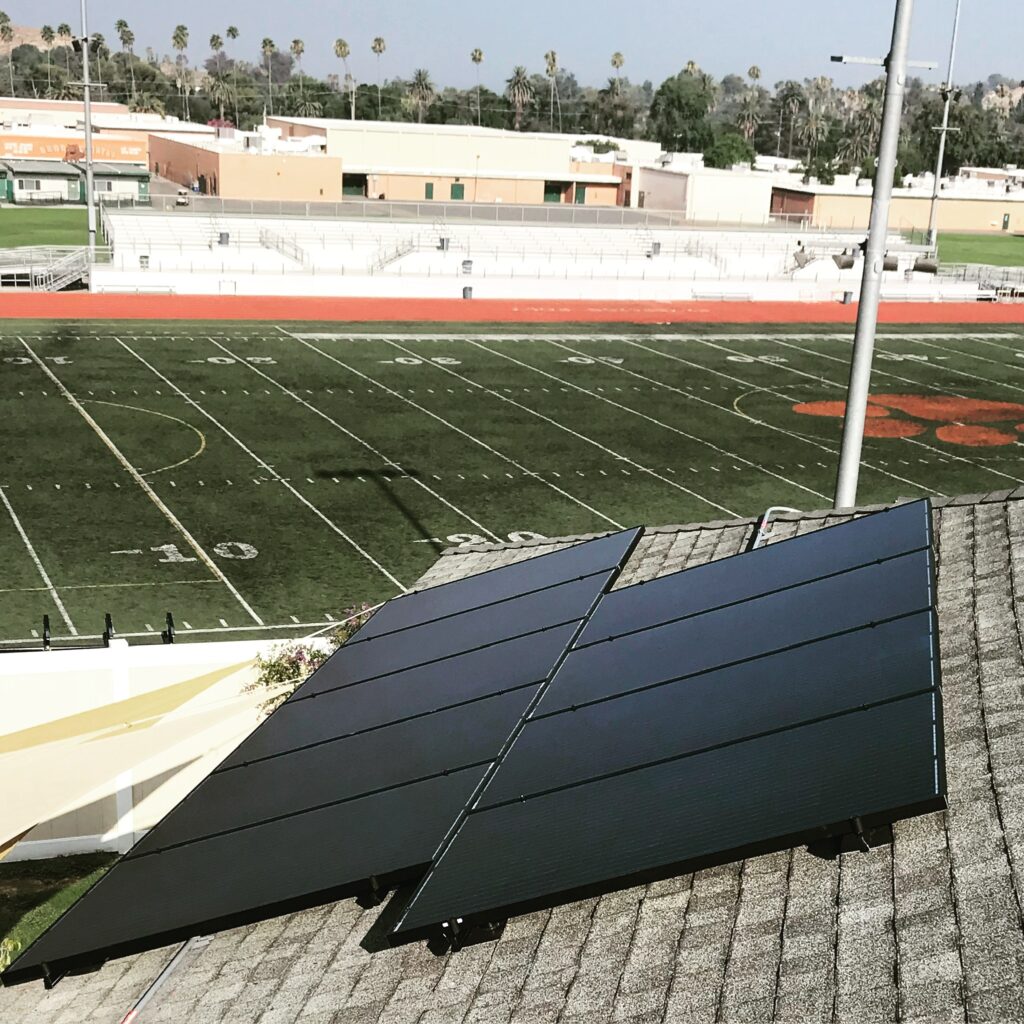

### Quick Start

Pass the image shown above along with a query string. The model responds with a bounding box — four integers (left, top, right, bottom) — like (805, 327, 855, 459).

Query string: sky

(3, 0, 1022, 92)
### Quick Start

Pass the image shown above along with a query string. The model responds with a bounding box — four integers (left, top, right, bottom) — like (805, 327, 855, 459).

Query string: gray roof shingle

(4, 492, 1024, 1024)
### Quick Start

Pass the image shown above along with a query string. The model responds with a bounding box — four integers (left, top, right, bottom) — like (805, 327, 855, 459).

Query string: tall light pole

(80, 0, 97, 255)
(833, 0, 918, 509)
(927, 0, 963, 247)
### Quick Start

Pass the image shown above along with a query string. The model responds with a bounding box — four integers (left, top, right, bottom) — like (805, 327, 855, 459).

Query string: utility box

(218, 232, 230, 246)
(463, 286, 473, 299)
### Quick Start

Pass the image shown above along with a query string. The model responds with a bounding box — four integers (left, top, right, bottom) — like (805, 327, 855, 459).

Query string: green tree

(226, 26, 240, 125)
(371, 36, 386, 117)
(410, 67, 435, 123)
(611, 51, 624, 85)
(748, 65, 761, 85)
(261, 37, 276, 115)
(40, 24, 54, 87)
(209, 33, 223, 74)
(704, 131, 755, 168)
(735, 90, 760, 141)
(506, 65, 533, 130)
(0, 16, 14, 98)
(290, 38, 305, 104)
(129, 91, 165, 115)
(172, 24, 190, 118)
(544, 49, 561, 131)
(649, 70, 714, 152)
(57, 22, 72, 75)
(471, 48, 483, 126)
(115, 21, 136, 100)
(335, 39, 355, 119)
(207, 70, 234, 121)
(776, 80, 805, 158)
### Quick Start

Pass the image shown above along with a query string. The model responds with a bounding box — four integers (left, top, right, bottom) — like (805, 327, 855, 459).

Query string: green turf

(0, 854, 117, 966)
(0, 320, 1021, 647)
(0, 207, 88, 248)
(938, 232, 1024, 267)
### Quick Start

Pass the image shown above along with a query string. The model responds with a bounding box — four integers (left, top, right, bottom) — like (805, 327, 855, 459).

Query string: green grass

(938, 231, 1024, 266)
(0, 320, 1022, 647)
(0, 854, 117, 966)
(0, 207, 88, 248)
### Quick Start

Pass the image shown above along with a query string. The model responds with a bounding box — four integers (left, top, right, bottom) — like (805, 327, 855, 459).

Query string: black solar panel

(392, 501, 944, 941)
(1, 529, 641, 987)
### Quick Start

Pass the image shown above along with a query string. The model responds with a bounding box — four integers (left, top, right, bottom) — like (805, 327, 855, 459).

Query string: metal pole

(834, 0, 915, 510)
(926, 0, 962, 247)
(80, 0, 96, 256)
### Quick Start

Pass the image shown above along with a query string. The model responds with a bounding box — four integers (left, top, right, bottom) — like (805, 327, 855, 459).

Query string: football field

(2, 320, 1022, 648)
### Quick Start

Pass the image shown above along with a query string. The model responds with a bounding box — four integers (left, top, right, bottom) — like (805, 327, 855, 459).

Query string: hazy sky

(3, 0, 1021, 91)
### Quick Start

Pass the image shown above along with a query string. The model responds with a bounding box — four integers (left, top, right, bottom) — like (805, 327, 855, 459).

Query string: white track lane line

(0, 486, 77, 634)
(383, 338, 740, 517)
(446, 338, 822, 507)
(279, 330, 625, 530)
(706, 336, 1024, 486)
(219, 334, 501, 545)
(631, 335, 946, 493)
(117, 337, 409, 593)
(19, 337, 264, 625)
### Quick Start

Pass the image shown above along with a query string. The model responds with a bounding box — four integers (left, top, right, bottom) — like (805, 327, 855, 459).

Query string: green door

(574, 183, 587, 204)
(543, 182, 563, 203)
(450, 182, 465, 200)
(425, 182, 434, 200)
(0, 172, 11, 202)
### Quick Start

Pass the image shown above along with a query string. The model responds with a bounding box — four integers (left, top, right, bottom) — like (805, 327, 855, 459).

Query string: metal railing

(0, 245, 110, 290)
(938, 262, 1024, 286)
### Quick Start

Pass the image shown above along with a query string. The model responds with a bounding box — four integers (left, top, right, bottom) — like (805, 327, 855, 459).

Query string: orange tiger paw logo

(793, 395, 1024, 447)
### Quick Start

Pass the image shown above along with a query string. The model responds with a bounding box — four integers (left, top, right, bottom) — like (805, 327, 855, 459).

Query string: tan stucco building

(148, 133, 345, 201)
(772, 179, 1024, 233)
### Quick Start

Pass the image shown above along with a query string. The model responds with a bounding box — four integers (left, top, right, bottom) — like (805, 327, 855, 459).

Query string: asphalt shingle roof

(4, 489, 1024, 1024)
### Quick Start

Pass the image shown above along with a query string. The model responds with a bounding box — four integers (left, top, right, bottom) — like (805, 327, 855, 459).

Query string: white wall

(1, 638, 304, 860)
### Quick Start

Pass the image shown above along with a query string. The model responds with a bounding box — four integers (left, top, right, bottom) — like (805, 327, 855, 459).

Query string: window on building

(17, 179, 42, 191)
(342, 173, 368, 197)
(425, 182, 434, 200)
(94, 180, 113, 192)
(450, 182, 465, 201)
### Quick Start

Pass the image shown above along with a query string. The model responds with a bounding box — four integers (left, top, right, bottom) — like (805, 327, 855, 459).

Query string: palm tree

(92, 33, 107, 91)
(748, 65, 761, 85)
(736, 90, 760, 141)
(471, 48, 483, 126)
(684, 60, 700, 77)
(611, 51, 624, 86)
(172, 25, 190, 118)
(130, 92, 165, 115)
(57, 22, 72, 74)
(0, 17, 12, 98)
(226, 26, 239, 126)
(261, 37, 276, 115)
(544, 50, 562, 132)
(40, 25, 54, 88)
(290, 38, 305, 104)
(505, 65, 532, 130)
(777, 82, 805, 158)
(410, 68, 434, 123)
(115, 21, 135, 100)
(371, 36, 386, 118)
(209, 33, 223, 75)
(335, 39, 356, 120)
(207, 70, 234, 122)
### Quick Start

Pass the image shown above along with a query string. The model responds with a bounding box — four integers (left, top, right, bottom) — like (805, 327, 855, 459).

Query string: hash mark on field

(219, 619, 229, 627)
(290, 615, 300, 624)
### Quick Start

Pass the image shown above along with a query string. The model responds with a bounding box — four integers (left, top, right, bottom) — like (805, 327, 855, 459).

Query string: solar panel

(2, 529, 641, 987)
(392, 501, 944, 941)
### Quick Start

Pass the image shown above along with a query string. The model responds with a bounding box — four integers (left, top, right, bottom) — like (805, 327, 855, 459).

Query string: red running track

(2, 293, 1024, 323)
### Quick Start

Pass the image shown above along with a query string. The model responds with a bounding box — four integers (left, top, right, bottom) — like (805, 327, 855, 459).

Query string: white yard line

(446, 338, 823, 506)
(0, 486, 77, 634)
(18, 336, 264, 626)
(0, 579, 218, 594)
(382, 338, 740, 517)
(216, 334, 501, 545)
(118, 337, 409, 593)
(280, 330, 626, 529)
